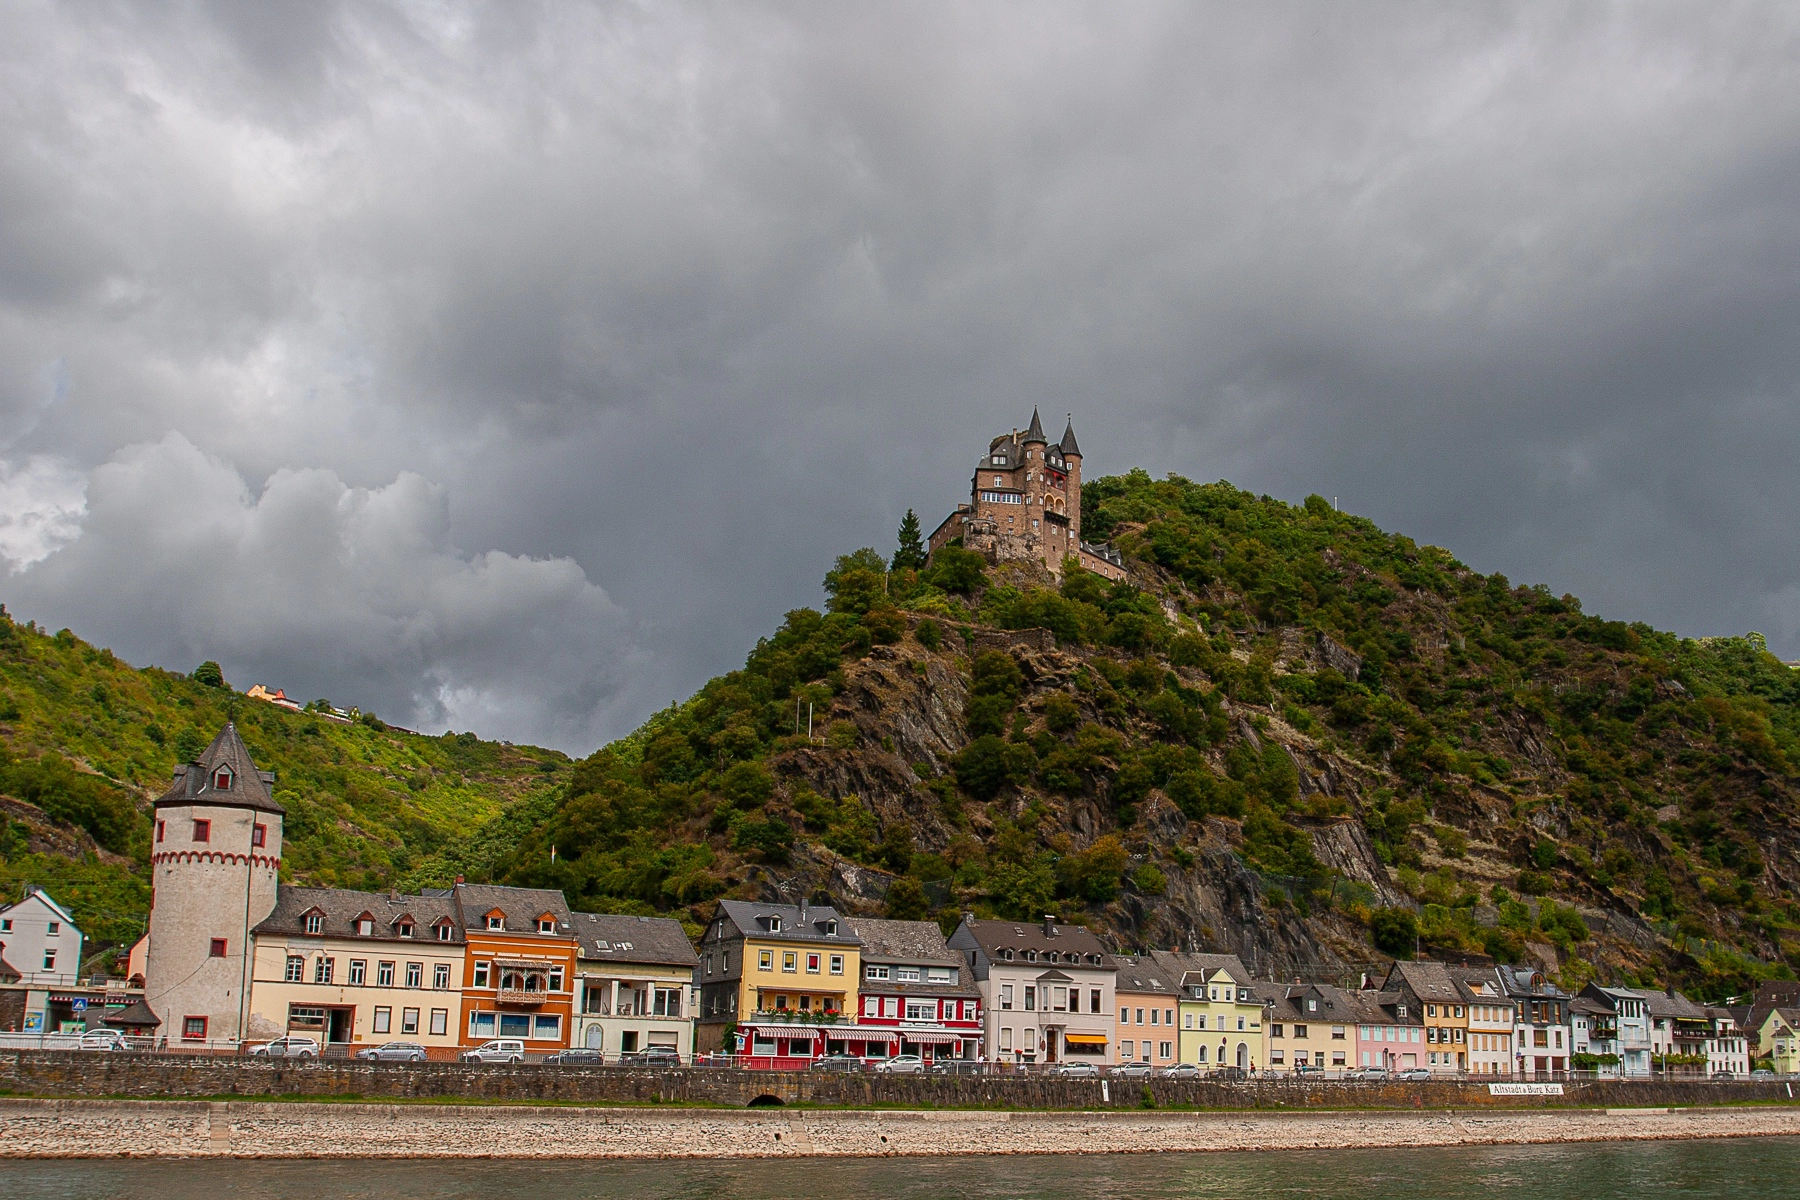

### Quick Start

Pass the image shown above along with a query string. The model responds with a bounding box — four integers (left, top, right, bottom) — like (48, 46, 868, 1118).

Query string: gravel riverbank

(5, 1098, 1800, 1159)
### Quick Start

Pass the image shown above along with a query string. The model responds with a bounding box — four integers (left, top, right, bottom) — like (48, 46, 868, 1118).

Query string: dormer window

(212, 766, 233, 790)
(486, 914, 504, 931)
(823, 919, 837, 935)
(1024, 950, 1038, 962)
(537, 917, 556, 934)
(1001, 949, 1014, 961)
(768, 916, 783, 933)
(397, 922, 414, 938)
(303, 912, 324, 935)
(355, 917, 374, 936)
(436, 921, 454, 942)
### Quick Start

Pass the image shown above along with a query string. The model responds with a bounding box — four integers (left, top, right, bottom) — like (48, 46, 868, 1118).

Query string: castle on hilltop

(928, 408, 1127, 581)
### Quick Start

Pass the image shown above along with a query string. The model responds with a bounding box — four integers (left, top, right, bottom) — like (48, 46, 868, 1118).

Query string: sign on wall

(1489, 1082, 1564, 1096)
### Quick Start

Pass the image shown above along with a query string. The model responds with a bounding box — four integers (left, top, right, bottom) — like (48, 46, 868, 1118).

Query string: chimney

(961, 911, 975, 927)
(455, 875, 464, 885)
(799, 897, 808, 923)
(1043, 915, 1056, 937)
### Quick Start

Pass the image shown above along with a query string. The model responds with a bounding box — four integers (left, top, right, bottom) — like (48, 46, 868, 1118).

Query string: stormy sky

(3, 3, 1798, 753)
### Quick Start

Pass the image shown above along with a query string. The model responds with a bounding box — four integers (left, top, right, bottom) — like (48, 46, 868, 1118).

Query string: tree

(824, 548, 888, 615)
(892, 509, 929, 571)
(926, 545, 987, 594)
(885, 875, 929, 920)
(192, 660, 226, 688)
(1370, 907, 1418, 955)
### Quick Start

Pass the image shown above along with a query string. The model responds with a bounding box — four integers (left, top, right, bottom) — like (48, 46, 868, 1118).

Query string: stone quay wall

(6, 1097, 1800, 1159)
(3, 1050, 1797, 1111)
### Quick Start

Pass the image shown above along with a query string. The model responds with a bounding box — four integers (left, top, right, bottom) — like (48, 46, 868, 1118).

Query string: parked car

(1048, 1061, 1101, 1077)
(1710, 1070, 1735, 1081)
(810, 1054, 865, 1073)
(1212, 1065, 1249, 1081)
(875, 1054, 928, 1074)
(459, 1039, 526, 1064)
(250, 1036, 320, 1059)
(355, 1041, 427, 1062)
(1157, 1062, 1202, 1079)
(543, 1048, 606, 1066)
(78, 1029, 131, 1052)
(1751, 1069, 1776, 1080)
(1348, 1066, 1391, 1081)
(932, 1060, 988, 1076)
(1108, 1061, 1154, 1078)
(1396, 1067, 1431, 1081)
(618, 1046, 683, 1067)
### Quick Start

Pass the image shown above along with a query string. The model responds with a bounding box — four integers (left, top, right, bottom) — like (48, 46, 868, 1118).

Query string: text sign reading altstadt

(1489, 1083, 1565, 1096)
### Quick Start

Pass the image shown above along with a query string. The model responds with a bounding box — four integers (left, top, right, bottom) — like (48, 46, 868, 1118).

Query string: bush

(927, 545, 988, 594)
(827, 721, 860, 749)
(1042, 692, 1080, 734)
(1370, 906, 1419, 955)
(914, 618, 942, 650)
(1516, 869, 1551, 896)
(719, 761, 773, 810)
(1132, 864, 1167, 895)
(863, 607, 906, 645)
(885, 875, 929, 920)
(733, 818, 793, 863)
(1056, 834, 1128, 902)
(954, 735, 1026, 800)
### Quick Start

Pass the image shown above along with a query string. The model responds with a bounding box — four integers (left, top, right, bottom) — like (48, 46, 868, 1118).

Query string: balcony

(495, 987, 549, 1007)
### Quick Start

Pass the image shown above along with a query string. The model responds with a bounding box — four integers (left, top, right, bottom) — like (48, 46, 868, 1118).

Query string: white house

(948, 914, 1118, 1065)
(0, 886, 83, 987)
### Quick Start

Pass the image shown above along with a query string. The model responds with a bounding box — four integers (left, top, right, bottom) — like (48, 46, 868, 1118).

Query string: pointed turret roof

(1023, 407, 1047, 443)
(1059, 418, 1081, 457)
(154, 721, 283, 813)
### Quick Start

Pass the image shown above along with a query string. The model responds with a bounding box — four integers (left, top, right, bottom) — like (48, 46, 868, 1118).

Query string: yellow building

(695, 899, 863, 1062)
(248, 886, 466, 1057)
(1149, 951, 1262, 1070)
(1758, 1007, 1800, 1075)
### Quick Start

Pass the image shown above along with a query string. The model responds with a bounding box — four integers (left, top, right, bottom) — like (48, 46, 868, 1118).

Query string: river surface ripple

(12, 1137, 1800, 1200)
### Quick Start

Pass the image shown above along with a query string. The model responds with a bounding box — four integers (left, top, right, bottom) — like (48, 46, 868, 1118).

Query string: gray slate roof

(570, 911, 698, 968)
(1643, 989, 1710, 1021)
(1113, 955, 1179, 998)
(255, 884, 464, 942)
(847, 918, 958, 966)
(154, 722, 283, 814)
(952, 916, 1116, 966)
(1384, 960, 1462, 1006)
(454, 883, 573, 934)
(1023, 407, 1046, 443)
(1146, 949, 1254, 990)
(713, 899, 860, 946)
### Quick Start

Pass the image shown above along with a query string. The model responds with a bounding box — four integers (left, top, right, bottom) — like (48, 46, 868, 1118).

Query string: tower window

(209, 938, 227, 957)
(213, 767, 233, 789)
(251, 824, 266, 848)
(192, 819, 210, 843)
(156, 821, 165, 843)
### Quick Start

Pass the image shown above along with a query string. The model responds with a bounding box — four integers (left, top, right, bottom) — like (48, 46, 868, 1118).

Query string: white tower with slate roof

(143, 723, 284, 1047)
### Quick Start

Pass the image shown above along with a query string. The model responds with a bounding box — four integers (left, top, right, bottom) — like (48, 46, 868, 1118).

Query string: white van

(459, 1039, 526, 1063)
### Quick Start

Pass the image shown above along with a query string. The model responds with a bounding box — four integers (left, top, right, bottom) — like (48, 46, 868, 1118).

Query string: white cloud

(4, 433, 643, 751)
(0, 455, 87, 572)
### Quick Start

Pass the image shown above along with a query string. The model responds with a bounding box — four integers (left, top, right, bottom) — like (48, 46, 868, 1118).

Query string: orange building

(453, 882, 578, 1051)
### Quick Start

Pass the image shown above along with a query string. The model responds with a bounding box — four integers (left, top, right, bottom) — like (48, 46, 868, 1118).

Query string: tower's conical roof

(154, 721, 283, 813)
(1060, 418, 1082, 457)
(1023, 407, 1047, 443)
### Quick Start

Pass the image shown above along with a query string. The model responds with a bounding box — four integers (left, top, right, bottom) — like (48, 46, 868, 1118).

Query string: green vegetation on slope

(500, 473, 1800, 999)
(0, 609, 568, 962)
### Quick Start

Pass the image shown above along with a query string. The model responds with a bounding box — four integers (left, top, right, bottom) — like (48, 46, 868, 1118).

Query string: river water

(11, 1138, 1799, 1199)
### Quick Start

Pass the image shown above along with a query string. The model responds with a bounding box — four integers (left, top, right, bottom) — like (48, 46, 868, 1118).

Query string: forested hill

(498, 469, 1799, 999)
(0, 612, 568, 959)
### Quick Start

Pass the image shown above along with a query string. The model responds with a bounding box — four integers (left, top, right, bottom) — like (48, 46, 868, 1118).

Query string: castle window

(252, 824, 266, 847)
(192, 819, 210, 843)
(209, 938, 227, 957)
(994, 476, 1003, 485)
(213, 767, 233, 789)
(156, 821, 165, 843)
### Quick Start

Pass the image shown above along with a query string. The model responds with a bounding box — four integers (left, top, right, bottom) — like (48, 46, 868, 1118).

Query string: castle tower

(1060, 416, 1083, 551)
(144, 722, 284, 1048)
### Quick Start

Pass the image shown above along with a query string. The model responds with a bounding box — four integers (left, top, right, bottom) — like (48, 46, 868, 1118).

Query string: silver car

(251, 1035, 320, 1058)
(355, 1041, 428, 1061)
(874, 1054, 927, 1074)
(79, 1029, 131, 1052)
(458, 1038, 526, 1064)
(1049, 1061, 1101, 1077)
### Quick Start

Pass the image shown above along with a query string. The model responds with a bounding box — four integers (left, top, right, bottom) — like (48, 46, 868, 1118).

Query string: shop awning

(1063, 1033, 1109, 1046)
(744, 1023, 827, 1036)
(896, 1030, 962, 1045)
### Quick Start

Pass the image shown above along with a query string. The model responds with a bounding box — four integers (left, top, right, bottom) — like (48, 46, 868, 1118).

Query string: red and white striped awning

(893, 1030, 962, 1045)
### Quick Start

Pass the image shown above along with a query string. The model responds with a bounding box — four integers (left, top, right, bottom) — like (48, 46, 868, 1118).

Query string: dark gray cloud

(3, 2, 1799, 750)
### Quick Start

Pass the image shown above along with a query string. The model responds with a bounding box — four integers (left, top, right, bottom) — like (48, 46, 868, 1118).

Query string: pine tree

(892, 509, 928, 571)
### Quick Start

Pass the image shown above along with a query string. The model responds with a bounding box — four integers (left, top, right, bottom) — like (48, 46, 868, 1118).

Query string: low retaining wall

(3, 1050, 1796, 1110)
(6, 1097, 1800, 1159)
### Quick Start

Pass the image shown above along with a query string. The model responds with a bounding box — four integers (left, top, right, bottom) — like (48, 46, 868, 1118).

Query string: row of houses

(0, 724, 1789, 1073)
